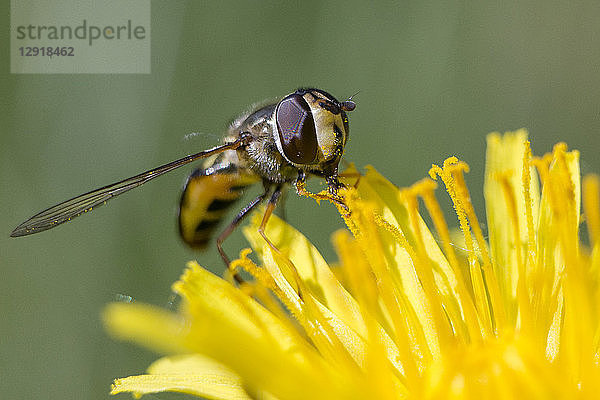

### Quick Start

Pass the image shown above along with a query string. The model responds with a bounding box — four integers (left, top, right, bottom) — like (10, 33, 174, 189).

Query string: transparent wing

(10, 139, 245, 237)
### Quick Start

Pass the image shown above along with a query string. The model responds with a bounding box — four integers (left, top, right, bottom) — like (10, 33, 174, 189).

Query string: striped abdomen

(178, 166, 258, 249)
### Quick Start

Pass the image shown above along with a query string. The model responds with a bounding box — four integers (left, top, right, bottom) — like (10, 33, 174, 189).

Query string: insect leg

(275, 187, 288, 222)
(257, 185, 304, 299)
(294, 171, 349, 214)
(258, 184, 284, 251)
(216, 190, 269, 284)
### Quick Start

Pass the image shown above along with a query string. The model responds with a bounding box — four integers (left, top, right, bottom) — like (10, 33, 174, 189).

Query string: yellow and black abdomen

(178, 167, 258, 249)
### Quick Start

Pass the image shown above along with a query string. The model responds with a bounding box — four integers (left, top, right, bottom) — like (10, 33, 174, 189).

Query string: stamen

(430, 159, 501, 336)
(410, 178, 483, 342)
(522, 141, 537, 267)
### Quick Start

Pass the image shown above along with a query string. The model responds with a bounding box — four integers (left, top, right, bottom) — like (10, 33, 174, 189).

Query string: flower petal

(111, 354, 251, 400)
(242, 212, 367, 336)
(103, 302, 188, 355)
(484, 130, 540, 317)
(173, 261, 363, 400)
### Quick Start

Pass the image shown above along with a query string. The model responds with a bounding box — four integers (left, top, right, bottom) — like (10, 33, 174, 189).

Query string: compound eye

(276, 94, 317, 164)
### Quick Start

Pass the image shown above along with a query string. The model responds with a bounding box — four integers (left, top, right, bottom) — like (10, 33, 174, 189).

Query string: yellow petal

(103, 302, 188, 355)
(485, 130, 540, 314)
(422, 336, 573, 399)
(357, 167, 460, 358)
(173, 261, 363, 400)
(111, 354, 251, 400)
(260, 242, 403, 377)
(242, 212, 367, 337)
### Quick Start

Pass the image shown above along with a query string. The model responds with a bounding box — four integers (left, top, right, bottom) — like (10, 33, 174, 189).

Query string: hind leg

(216, 190, 269, 284)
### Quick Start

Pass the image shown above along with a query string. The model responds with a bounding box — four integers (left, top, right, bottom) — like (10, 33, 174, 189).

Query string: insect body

(11, 88, 356, 280)
(178, 161, 259, 249)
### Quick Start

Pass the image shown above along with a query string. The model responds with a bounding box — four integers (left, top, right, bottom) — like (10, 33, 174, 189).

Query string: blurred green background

(2, 1, 600, 399)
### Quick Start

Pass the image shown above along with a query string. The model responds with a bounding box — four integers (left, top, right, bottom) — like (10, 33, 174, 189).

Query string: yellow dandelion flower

(104, 130, 600, 399)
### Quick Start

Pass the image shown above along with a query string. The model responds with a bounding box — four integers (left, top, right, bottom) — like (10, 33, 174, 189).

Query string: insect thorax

(228, 103, 298, 184)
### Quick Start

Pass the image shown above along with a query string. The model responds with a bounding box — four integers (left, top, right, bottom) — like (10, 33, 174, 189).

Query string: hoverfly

(11, 88, 356, 282)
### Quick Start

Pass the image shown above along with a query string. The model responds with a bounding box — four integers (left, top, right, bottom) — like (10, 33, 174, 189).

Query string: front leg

(294, 171, 349, 214)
